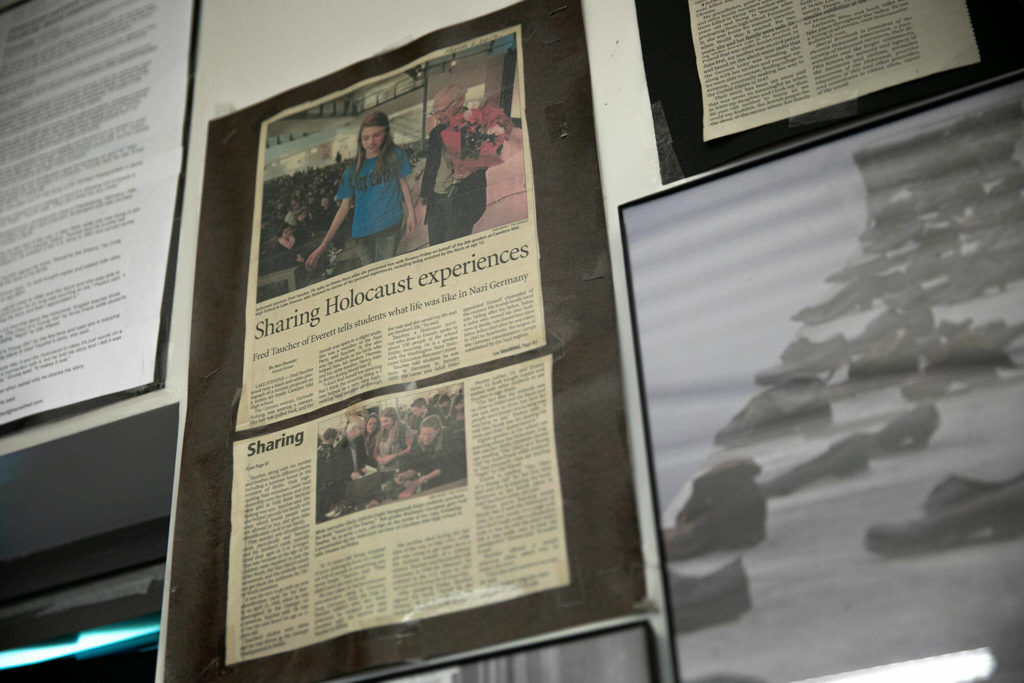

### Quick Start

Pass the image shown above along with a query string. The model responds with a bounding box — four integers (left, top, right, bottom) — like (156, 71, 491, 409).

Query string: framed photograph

(622, 78, 1024, 681)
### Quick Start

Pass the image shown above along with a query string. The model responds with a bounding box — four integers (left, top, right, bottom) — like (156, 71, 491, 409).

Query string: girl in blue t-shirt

(307, 110, 415, 268)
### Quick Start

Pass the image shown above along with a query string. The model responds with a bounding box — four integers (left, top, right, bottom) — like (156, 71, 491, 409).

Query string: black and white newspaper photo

(225, 356, 566, 664)
(623, 80, 1024, 681)
(238, 26, 541, 429)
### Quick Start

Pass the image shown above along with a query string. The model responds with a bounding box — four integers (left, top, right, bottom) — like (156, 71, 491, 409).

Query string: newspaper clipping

(689, 0, 980, 140)
(225, 356, 567, 664)
(238, 27, 542, 430)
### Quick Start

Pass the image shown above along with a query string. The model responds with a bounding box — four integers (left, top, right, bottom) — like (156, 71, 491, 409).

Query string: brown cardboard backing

(163, 2, 645, 680)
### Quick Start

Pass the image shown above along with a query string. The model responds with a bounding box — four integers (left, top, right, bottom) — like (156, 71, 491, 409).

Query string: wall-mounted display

(0, 0, 192, 430)
(622, 79, 1024, 682)
(637, 0, 1024, 182)
(688, 0, 979, 141)
(163, 3, 644, 680)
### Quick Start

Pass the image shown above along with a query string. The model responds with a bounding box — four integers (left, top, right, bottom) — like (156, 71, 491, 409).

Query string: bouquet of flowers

(440, 104, 513, 178)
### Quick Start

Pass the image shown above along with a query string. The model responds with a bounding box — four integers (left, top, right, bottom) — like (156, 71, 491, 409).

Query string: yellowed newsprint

(689, 0, 980, 141)
(224, 356, 567, 664)
(238, 26, 542, 429)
